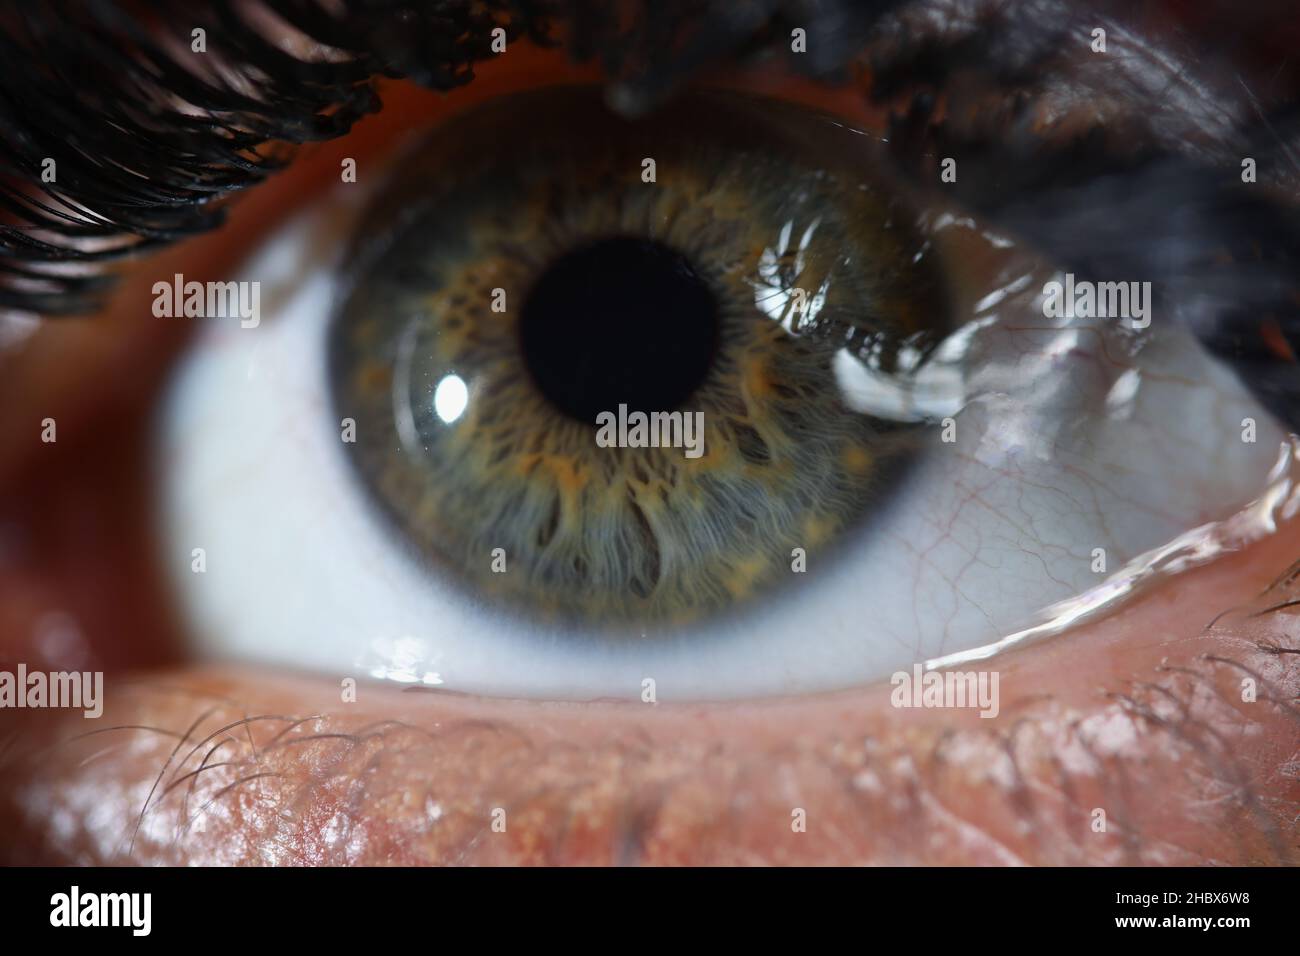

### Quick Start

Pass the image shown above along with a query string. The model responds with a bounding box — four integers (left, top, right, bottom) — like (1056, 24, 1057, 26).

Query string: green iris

(331, 87, 948, 631)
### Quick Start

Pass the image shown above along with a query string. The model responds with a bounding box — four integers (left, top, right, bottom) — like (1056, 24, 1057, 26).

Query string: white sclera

(157, 194, 1286, 701)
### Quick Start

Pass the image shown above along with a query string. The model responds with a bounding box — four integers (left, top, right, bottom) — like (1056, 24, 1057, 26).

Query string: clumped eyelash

(0, 0, 1177, 314)
(0, 0, 1297, 427)
(0, 0, 560, 315)
(0, 0, 870, 318)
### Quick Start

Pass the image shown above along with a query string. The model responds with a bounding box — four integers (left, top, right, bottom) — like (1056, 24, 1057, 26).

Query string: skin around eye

(0, 43, 1296, 867)
(154, 80, 1289, 699)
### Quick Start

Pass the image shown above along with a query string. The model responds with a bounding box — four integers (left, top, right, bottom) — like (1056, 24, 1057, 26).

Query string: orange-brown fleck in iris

(331, 87, 948, 629)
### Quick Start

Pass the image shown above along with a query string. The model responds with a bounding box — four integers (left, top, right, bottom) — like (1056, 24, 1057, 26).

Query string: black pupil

(519, 236, 720, 423)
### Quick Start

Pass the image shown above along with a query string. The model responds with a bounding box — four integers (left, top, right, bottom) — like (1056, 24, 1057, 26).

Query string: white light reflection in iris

(433, 373, 468, 424)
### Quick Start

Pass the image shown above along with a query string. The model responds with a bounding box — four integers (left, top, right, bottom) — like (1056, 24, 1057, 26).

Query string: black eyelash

(1, 0, 1297, 425)
(0, 0, 890, 319)
(0, 0, 562, 314)
(0, 0, 1097, 316)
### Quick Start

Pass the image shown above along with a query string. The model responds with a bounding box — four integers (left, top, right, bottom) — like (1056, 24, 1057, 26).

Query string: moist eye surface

(329, 86, 948, 631)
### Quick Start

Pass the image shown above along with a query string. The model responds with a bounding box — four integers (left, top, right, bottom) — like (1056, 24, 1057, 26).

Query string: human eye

(159, 79, 1290, 701)
(0, 0, 1296, 869)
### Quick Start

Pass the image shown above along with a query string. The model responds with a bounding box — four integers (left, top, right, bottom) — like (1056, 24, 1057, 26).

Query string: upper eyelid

(0, 0, 502, 316)
(0, 3, 1275, 305)
(4, 0, 1298, 430)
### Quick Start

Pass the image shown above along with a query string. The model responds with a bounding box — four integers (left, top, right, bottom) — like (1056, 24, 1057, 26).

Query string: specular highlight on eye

(331, 87, 948, 628)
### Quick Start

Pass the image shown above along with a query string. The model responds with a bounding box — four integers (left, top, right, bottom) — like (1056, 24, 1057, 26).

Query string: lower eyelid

(2, 520, 1295, 865)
